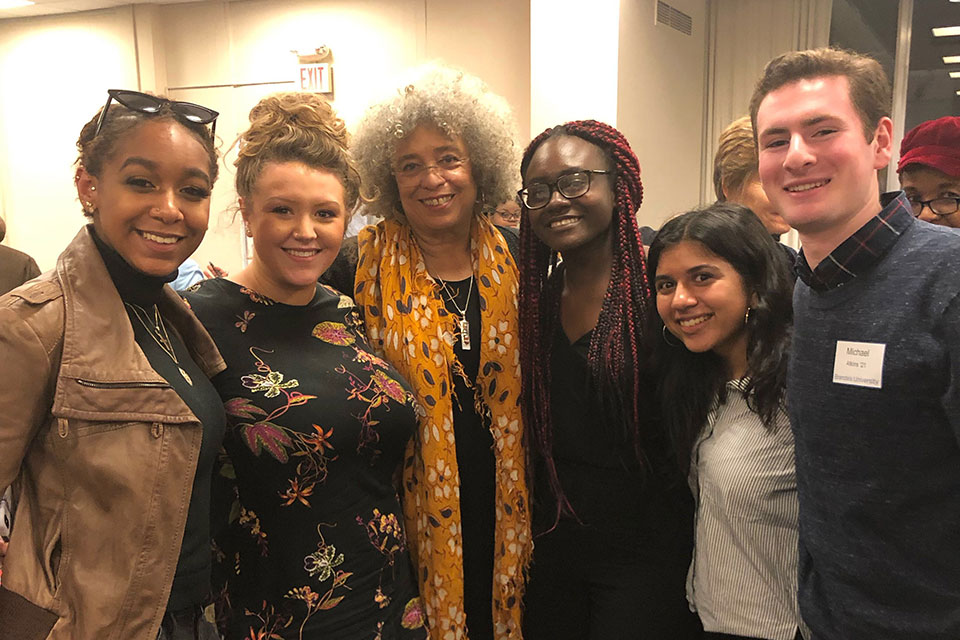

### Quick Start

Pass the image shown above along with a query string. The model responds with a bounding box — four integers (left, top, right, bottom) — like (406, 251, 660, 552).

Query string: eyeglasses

(392, 154, 469, 186)
(93, 89, 219, 139)
(909, 196, 960, 218)
(518, 170, 611, 210)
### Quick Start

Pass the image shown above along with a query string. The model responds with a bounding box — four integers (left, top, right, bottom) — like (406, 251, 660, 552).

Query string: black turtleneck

(90, 226, 225, 611)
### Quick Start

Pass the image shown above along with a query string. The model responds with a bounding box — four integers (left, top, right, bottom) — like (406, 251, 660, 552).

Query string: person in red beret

(898, 115, 960, 228)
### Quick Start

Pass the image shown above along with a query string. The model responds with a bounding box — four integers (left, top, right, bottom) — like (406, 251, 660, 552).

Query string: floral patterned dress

(182, 279, 427, 640)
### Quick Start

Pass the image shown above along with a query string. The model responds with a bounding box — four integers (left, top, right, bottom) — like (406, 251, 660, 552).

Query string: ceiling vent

(656, 0, 693, 36)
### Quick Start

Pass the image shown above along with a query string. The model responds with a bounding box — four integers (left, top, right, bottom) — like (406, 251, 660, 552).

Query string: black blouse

(182, 279, 426, 640)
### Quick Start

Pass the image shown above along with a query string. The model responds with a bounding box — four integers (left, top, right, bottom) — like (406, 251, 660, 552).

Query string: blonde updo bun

(235, 92, 362, 212)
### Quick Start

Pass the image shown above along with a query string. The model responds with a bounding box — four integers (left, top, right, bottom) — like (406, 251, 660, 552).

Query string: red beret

(898, 116, 960, 178)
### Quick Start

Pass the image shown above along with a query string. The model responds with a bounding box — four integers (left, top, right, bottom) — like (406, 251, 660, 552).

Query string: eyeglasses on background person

(908, 196, 960, 218)
(517, 169, 610, 209)
(94, 89, 219, 138)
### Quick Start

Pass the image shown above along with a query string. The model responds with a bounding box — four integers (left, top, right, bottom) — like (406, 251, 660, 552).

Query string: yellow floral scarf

(355, 216, 531, 639)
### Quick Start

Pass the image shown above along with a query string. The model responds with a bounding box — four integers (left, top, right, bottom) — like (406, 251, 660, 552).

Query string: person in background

(649, 203, 800, 640)
(713, 116, 797, 264)
(182, 92, 427, 640)
(0, 89, 224, 640)
(752, 47, 960, 638)
(0, 216, 41, 296)
(489, 198, 521, 229)
(327, 65, 530, 639)
(517, 120, 699, 639)
(897, 115, 960, 228)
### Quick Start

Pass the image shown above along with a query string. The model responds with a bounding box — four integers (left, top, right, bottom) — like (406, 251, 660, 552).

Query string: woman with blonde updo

(182, 92, 427, 640)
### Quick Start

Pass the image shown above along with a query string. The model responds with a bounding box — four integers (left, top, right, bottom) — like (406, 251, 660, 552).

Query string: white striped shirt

(686, 379, 803, 640)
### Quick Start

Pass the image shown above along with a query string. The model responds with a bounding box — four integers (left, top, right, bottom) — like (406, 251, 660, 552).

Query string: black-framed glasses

(93, 89, 219, 139)
(909, 196, 960, 218)
(518, 170, 611, 210)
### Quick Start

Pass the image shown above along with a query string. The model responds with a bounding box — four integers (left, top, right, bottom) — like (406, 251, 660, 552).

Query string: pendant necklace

(125, 302, 194, 385)
(437, 275, 474, 351)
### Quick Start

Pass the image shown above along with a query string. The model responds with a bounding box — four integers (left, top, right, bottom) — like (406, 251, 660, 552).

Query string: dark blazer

(0, 244, 40, 297)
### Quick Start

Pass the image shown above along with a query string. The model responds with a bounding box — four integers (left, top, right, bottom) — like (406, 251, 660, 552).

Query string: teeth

(140, 231, 179, 244)
(787, 180, 828, 192)
(286, 249, 319, 257)
(423, 195, 454, 206)
(550, 217, 580, 229)
(678, 315, 710, 327)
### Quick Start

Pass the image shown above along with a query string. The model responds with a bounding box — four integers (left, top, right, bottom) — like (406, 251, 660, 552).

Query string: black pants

(522, 522, 701, 640)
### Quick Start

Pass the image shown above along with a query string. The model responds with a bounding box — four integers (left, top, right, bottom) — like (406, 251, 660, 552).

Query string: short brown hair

(749, 47, 891, 142)
(235, 92, 363, 216)
(713, 116, 757, 201)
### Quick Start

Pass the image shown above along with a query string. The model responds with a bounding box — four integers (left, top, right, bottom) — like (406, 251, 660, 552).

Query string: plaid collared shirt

(795, 192, 913, 292)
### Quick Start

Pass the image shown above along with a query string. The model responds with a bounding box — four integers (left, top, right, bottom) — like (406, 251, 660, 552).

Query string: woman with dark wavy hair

(648, 202, 802, 640)
(517, 120, 698, 638)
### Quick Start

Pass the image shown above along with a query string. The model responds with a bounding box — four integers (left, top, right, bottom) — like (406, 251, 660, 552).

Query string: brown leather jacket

(0, 227, 225, 640)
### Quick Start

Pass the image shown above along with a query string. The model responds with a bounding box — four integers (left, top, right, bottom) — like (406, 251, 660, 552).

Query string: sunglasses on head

(93, 89, 219, 138)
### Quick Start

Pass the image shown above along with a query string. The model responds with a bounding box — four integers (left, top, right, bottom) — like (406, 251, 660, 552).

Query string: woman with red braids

(517, 121, 700, 638)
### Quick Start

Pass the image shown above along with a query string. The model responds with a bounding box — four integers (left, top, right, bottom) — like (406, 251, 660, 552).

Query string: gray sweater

(789, 212, 960, 639)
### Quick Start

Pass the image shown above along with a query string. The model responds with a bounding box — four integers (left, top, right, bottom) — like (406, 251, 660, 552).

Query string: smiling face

(756, 75, 892, 244)
(655, 240, 752, 376)
(729, 174, 791, 236)
(240, 161, 346, 305)
(523, 135, 615, 256)
(393, 124, 477, 238)
(900, 165, 960, 228)
(76, 119, 212, 276)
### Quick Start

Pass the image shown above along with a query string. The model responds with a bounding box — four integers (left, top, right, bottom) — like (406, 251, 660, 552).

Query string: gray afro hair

(351, 63, 521, 221)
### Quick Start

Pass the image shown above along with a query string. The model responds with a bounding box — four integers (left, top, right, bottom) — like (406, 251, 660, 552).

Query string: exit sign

(299, 63, 332, 93)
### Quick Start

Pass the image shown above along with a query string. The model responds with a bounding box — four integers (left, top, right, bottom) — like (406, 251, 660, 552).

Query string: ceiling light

(946, 56, 960, 64)
(952, 71, 960, 78)
(0, 0, 34, 7)
(934, 26, 960, 37)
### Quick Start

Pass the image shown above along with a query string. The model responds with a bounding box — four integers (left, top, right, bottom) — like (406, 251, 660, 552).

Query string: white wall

(617, 0, 709, 228)
(530, 0, 620, 135)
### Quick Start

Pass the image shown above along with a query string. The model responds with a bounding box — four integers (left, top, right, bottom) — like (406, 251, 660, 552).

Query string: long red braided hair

(518, 120, 652, 523)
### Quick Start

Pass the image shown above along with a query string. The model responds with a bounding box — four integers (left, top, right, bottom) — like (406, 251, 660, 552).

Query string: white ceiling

(0, 0, 205, 19)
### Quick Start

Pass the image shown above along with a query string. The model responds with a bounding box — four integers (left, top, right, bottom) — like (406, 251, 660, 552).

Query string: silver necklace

(125, 302, 193, 385)
(437, 275, 473, 350)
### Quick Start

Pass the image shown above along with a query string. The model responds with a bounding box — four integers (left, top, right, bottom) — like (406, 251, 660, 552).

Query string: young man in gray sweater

(750, 47, 960, 639)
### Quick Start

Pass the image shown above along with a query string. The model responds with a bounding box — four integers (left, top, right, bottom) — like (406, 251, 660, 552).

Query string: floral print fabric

(354, 217, 531, 639)
(183, 279, 426, 640)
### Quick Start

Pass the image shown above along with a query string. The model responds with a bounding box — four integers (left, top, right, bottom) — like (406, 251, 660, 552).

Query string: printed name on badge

(833, 340, 886, 389)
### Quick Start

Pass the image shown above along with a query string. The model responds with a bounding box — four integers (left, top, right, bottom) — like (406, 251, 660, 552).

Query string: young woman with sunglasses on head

(648, 203, 802, 640)
(181, 92, 427, 640)
(0, 90, 225, 640)
(517, 120, 699, 639)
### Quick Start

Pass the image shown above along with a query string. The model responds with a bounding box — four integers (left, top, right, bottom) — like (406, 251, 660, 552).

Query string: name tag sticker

(833, 340, 886, 389)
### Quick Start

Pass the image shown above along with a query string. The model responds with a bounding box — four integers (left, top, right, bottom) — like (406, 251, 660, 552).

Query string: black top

(182, 279, 427, 640)
(436, 275, 496, 640)
(534, 327, 689, 535)
(91, 228, 226, 610)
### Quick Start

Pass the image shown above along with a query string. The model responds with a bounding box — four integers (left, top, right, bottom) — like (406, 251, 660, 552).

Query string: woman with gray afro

(328, 64, 530, 639)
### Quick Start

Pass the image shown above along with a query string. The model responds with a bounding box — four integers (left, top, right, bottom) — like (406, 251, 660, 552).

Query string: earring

(745, 307, 752, 324)
(244, 223, 253, 237)
(662, 325, 683, 348)
(90, 185, 96, 192)
(83, 201, 94, 213)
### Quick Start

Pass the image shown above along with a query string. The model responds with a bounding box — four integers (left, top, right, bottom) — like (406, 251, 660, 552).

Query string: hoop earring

(662, 325, 683, 348)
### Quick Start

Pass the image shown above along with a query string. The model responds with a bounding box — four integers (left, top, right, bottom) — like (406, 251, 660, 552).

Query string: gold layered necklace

(436, 275, 473, 351)
(125, 302, 193, 385)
